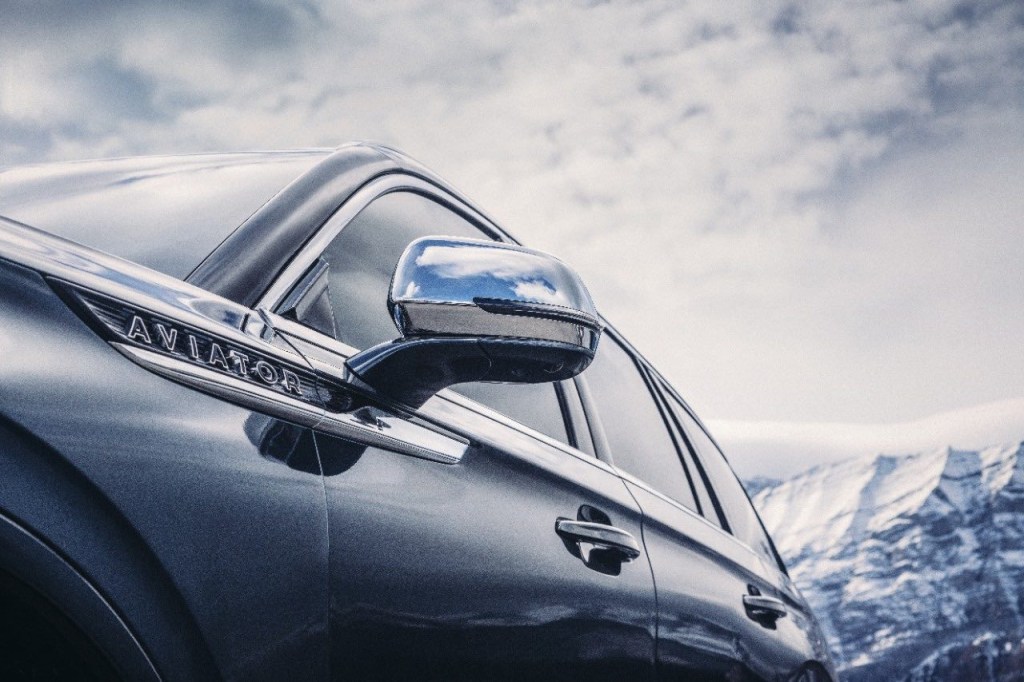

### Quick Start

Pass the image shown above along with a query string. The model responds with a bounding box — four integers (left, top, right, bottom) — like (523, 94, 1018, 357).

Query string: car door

(653, 381, 830, 680)
(258, 185, 658, 681)
(578, 331, 807, 680)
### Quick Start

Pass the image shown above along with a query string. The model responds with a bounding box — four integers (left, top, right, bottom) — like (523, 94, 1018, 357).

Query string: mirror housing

(346, 237, 602, 408)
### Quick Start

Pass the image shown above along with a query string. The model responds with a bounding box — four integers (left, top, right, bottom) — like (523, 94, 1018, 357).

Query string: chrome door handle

(743, 594, 788, 624)
(555, 518, 641, 561)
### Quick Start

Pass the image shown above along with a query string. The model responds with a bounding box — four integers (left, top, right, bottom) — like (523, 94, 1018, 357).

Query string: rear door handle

(743, 594, 788, 624)
(555, 518, 641, 561)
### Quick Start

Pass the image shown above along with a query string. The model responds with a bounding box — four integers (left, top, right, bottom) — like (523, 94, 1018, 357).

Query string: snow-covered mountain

(751, 441, 1024, 681)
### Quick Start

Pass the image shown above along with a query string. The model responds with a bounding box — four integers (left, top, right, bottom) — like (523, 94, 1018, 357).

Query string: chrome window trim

(654, 375, 785, 570)
(260, 288, 613, 475)
(580, 322, 772, 568)
(257, 174, 511, 313)
(615, 468, 770, 570)
(253, 175, 613, 473)
(434, 388, 619, 477)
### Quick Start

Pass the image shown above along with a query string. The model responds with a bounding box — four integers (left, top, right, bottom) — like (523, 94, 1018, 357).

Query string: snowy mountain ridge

(751, 440, 1024, 681)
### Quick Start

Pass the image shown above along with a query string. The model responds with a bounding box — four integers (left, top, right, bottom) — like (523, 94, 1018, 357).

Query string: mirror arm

(346, 337, 493, 409)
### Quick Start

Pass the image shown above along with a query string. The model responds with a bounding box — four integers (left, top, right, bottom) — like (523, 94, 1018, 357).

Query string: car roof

(185, 143, 512, 308)
(0, 143, 506, 300)
(0, 150, 332, 279)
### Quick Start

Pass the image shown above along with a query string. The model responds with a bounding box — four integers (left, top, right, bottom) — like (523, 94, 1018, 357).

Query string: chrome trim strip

(257, 175, 508, 312)
(615, 467, 769, 566)
(0, 216, 468, 465)
(114, 343, 323, 428)
(115, 344, 467, 465)
(434, 388, 619, 474)
(321, 405, 468, 465)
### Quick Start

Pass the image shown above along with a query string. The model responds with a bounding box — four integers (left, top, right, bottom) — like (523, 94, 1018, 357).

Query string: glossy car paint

(0, 144, 835, 681)
(0, 151, 328, 279)
(625, 482, 828, 680)
(316, 396, 657, 680)
(0, 254, 329, 679)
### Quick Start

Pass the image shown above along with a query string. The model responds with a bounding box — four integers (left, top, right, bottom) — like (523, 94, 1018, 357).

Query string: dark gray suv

(0, 143, 835, 681)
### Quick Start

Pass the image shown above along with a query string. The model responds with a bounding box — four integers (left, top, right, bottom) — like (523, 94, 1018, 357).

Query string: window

(649, 376, 723, 527)
(311, 192, 485, 351)
(455, 382, 569, 445)
(668, 396, 778, 565)
(582, 336, 698, 512)
(282, 190, 570, 445)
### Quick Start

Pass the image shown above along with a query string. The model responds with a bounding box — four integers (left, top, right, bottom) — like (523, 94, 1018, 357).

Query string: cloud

(413, 241, 576, 306)
(711, 396, 1024, 480)
(1, 1, 1022, 467)
(512, 279, 570, 307)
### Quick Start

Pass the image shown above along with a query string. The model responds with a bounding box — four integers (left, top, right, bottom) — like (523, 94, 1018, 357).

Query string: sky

(2, 0, 1023, 477)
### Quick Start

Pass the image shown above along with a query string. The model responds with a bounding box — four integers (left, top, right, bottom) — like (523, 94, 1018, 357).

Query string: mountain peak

(751, 439, 1024, 680)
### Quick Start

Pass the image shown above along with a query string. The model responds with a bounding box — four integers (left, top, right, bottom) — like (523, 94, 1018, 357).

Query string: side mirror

(346, 236, 602, 408)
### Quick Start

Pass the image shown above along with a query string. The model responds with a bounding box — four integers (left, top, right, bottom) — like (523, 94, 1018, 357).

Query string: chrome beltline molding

(614, 466, 770, 576)
(114, 344, 466, 465)
(0, 215, 468, 465)
(0, 216, 259, 351)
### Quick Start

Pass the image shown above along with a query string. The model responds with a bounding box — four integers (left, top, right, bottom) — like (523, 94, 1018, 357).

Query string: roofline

(186, 142, 512, 308)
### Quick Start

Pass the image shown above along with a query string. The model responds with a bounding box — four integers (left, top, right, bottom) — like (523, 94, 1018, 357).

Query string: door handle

(555, 518, 641, 561)
(743, 594, 788, 625)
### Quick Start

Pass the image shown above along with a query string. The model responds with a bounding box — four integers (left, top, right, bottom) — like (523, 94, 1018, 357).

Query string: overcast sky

(2, 1, 1022, 476)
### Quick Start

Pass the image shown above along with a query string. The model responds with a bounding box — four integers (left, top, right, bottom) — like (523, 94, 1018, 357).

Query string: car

(0, 143, 836, 681)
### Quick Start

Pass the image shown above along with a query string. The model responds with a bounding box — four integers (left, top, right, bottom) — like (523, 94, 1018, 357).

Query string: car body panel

(315, 404, 658, 680)
(0, 151, 328, 279)
(626, 482, 816, 680)
(0, 228, 330, 680)
(0, 143, 835, 681)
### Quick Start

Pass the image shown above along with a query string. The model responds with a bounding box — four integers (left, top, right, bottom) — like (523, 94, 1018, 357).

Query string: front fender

(0, 260, 220, 680)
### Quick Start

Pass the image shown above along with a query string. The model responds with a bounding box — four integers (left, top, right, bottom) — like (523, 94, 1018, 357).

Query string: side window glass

(455, 382, 568, 445)
(649, 377, 723, 528)
(283, 191, 570, 446)
(583, 336, 698, 512)
(670, 398, 777, 565)
(311, 192, 483, 351)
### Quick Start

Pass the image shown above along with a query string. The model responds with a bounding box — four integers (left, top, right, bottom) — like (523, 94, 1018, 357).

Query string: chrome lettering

(126, 315, 152, 344)
(227, 350, 250, 376)
(208, 342, 229, 370)
(281, 368, 301, 395)
(153, 323, 177, 352)
(187, 334, 200, 360)
(254, 360, 278, 384)
(121, 308, 306, 397)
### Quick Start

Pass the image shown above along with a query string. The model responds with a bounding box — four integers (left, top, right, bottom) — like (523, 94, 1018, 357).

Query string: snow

(751, 440, 1024, 679)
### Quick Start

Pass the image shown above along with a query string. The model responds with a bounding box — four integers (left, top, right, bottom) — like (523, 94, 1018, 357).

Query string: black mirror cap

(346, 336, 595, 409)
